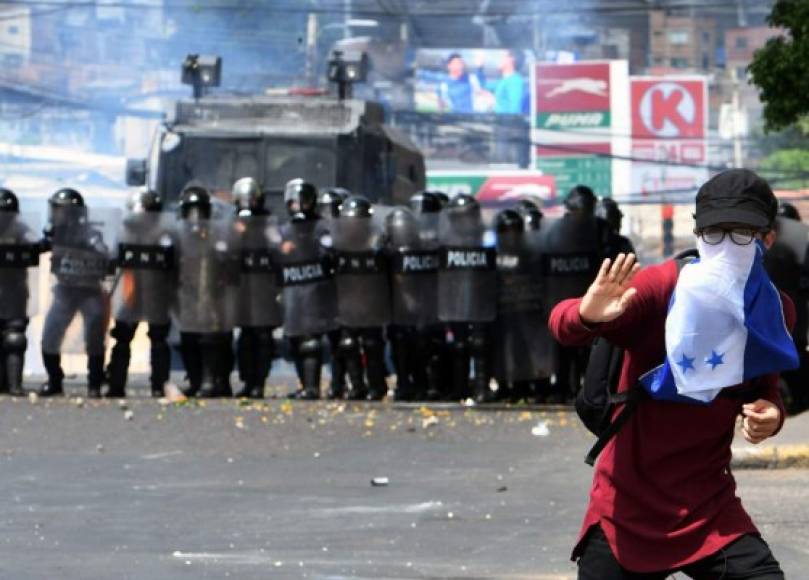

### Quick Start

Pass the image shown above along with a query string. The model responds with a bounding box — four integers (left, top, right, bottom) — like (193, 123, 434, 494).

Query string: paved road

(1, 384, 808, 579)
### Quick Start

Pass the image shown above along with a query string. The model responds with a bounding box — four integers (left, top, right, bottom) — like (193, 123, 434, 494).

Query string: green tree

(748, 0, 809, 131)
(759, 149, 809, 190)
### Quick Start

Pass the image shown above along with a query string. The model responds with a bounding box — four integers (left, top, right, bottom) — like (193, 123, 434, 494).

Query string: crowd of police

(0, 178, 641, 405)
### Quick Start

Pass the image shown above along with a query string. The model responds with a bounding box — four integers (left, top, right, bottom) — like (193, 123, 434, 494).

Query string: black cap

(695, 169, 778, 230)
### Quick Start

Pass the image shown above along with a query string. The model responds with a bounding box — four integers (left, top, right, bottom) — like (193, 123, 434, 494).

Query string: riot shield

(387, 208, 440, 327)
(233, 215, 283, 328)
(331, 213, 391, 328)
(111, 211, 176, 324)
(539, 215, 602, 310)
(278, 218, 337, 337)
(494, 226, 553, 383)
(173, 216, 239, 333)
(437, 208, 497, 323)
(774, 217, 809, 262)
(0, 212, 41, 320)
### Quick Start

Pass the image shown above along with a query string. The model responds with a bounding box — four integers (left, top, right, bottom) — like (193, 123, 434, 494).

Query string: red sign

(631, 78, 706, 139)
(475, 174, 557, 202)
(535, 63, 611, 112)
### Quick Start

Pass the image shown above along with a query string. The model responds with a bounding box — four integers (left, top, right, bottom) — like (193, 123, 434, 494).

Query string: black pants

(108, 320, 171, 392)
(577, 525, 784, 579)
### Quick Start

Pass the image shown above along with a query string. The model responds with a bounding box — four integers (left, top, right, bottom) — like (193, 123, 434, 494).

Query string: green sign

(536, 155, 612, 196)
(425, 174, 488, 197)
(536, 111, 611, 130)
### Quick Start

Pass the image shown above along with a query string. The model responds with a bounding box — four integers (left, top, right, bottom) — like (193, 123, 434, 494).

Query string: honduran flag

(640, 239, 799, 404)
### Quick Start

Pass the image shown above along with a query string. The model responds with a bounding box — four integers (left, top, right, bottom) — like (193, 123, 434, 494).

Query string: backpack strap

(584, 386, 645, 466)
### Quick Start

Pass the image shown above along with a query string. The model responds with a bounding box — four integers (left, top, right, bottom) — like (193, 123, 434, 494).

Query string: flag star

(676, 353, 696, 373)
(705, 350, 725, 370)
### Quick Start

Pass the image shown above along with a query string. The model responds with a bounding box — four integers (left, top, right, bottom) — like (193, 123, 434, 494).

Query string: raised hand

(578, 253, 641, 325)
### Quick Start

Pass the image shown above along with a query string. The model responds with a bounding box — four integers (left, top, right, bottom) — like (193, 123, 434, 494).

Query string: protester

(550, 169, 796, 578)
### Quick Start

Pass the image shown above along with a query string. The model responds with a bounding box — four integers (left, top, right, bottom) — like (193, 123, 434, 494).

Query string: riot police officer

(764, 201, 809, 413)
(175, 185, 238, 398)
(331, 196, 391, 401)
(280, 179, 337, 400)
(437, 194, 497, 403)
(40, 188, 113, 398)
(386, 199, 443, 401)
(232, 177, 282, 399)
(596, 197, 634, 258)
(515, 199, 543, 231)
(106, 190, 174, 398)
(317, 187, 350, 399)
(541, 184, 604, 402)
(493, 208, 553, 403)
(0, 189, 41, 397)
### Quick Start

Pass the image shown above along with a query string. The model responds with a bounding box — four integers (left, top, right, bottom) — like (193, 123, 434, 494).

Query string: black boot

(40, 352, 64, 397)
(340, 331, 367, 400)
(299, 336, 322, 400)
(390, 326, 414, 401)
(2, 324, 27, 397)
(326, 331, 346, 399)
(149, 323, 171, 399)
(362, 329, 388, 401)
(87, 355, 105, 399)
(106, 321, 135, 398)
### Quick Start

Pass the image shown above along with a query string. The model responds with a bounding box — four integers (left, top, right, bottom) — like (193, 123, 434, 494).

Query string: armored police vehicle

(126, 53, 426, 212)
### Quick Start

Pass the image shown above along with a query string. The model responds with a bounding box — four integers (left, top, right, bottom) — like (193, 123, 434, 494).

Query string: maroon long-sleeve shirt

(548, 258, 792, 573)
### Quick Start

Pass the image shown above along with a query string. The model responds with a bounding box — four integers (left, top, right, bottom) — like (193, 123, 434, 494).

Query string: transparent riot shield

(494, 225, 553, 383)
(331, 214, 391, 328)
(437, 206, 497, 323)
(539, 214, 602, 311)
(173, 215, 239, 334)
(233, 214, 283, 328)
(111, 211, 176, 324)
(387, 207, 440, 327)
(0, 212, 42, 320)
(278, 218, 337, 338)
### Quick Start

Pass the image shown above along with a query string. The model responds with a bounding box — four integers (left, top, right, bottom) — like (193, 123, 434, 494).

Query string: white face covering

(664, 237, 758, 402)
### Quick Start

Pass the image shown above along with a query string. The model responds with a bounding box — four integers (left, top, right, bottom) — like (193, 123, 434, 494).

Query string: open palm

(579, 253, 641, 324)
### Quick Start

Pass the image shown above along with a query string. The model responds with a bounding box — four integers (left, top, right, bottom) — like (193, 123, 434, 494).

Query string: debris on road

(371, 477, 389, 487)
(531, 421, 550, 437)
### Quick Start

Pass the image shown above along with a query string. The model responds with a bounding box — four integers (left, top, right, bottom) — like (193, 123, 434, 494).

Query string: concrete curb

(731, 444, 809, 469)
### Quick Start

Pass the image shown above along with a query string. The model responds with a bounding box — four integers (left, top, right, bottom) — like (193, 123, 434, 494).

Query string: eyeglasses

(696, 226, 764, 246)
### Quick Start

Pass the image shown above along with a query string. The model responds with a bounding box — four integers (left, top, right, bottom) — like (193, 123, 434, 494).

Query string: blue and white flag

(640, 238, 799, 404)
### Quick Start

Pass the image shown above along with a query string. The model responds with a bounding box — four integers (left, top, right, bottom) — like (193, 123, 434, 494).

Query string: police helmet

(495, 208, 524, 235)
(133, 189, 163, 213)
(409, 191, 442, 214)
(448, 193, 479, 211)
(514, 199, 543, 230)
(595, 197, 623, 231)
(284, 178, 318, 216)
(565, 184, 597, 216)
(179, 185, 212, 220)
(339, 195, 373, 219)
(777, 201, 801, 222)
(233, 177, 265, 214)
(385, 207, 419, 248)
(49, 188, 85, 208)
(318, 187, 349, 218)
(0, 188, 19, 213)
(434, 191, 450, 208)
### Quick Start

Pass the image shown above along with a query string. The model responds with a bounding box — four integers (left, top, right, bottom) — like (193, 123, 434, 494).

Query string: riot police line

(0, 180, 634, 404)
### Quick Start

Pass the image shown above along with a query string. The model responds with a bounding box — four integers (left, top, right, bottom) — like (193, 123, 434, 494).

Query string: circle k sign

(631, 78, 707, 139)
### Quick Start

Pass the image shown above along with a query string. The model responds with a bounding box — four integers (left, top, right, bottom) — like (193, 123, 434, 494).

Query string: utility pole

(731, 67, 744, 168)
(305, 12, 318, 86)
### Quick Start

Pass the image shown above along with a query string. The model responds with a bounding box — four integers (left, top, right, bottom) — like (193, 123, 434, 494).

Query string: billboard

(414, 49, 531, 116)
(532, 60, 630, 199)
(628, 76, 708, 202)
